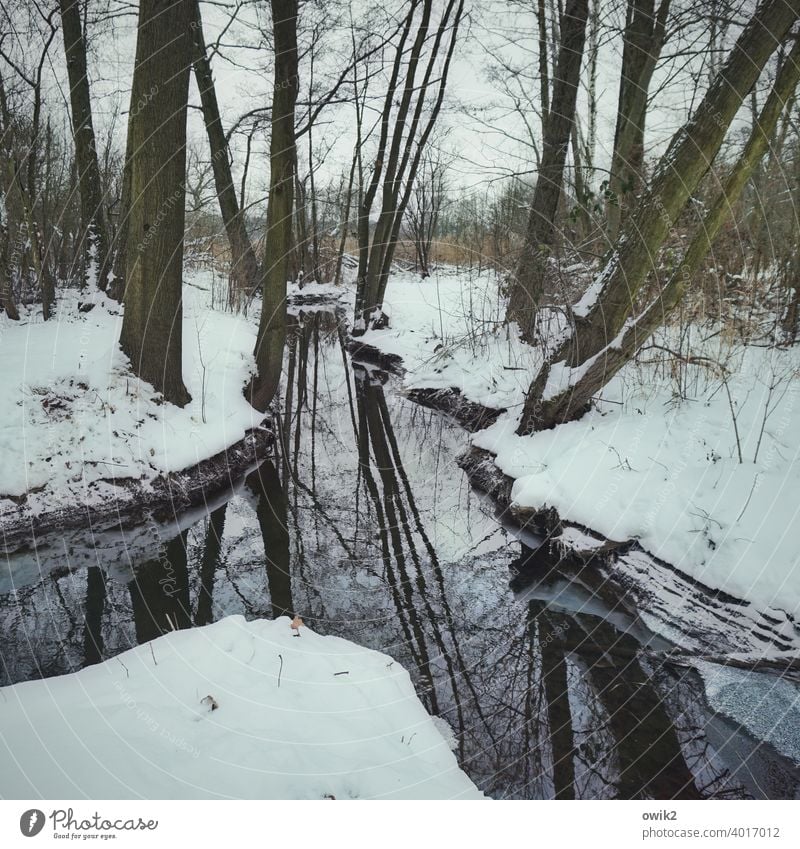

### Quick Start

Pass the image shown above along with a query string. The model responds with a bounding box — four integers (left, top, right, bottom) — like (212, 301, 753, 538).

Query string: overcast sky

(7, 0, 761, 215)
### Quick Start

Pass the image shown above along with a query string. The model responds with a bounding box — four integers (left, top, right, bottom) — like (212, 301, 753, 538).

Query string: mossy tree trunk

(560, 0, 800, 370)
(118, 0, 192, 407)
(248, 0, 299, 412)
(519, 33, 800, 433)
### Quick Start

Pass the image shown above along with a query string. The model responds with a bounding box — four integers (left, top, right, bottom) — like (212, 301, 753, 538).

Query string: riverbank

(0, 277, 268, 548)
(355, 267, 800, 652)
(0, 614, 483, 799)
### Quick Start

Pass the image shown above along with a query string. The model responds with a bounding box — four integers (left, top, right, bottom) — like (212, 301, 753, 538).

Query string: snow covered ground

(359, 268, 543, 410)
(0, 273, 261, 513)
(0, 615, 482, 799)
(365, 269, 800, 622)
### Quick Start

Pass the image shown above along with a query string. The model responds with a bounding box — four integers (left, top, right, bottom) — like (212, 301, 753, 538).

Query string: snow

(0, 615, 483, 799)
(474, 341, 800, 617)
(571, 274, 604, 318)
(359, 268, 542, 410)
(286, 279, 351, 302)
(357, 268, 800, 621)
(696, 660, 800, 764)
(0, 275, 262, 506)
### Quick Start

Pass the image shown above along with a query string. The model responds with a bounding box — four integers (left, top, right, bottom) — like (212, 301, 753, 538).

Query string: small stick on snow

(149, 643, 157, 666)
(277, 654, 284, 689)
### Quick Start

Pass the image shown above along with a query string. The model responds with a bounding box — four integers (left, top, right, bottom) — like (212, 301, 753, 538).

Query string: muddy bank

(0, 425, 273, 553)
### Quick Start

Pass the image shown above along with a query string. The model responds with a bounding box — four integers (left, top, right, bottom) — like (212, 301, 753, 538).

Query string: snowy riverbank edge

(358, 351, 800, 657)
(457, 444, 800, 660)
(0, 425, 273, 553)
(350, 271, 800, 658)
(0, 281, 277, 551)
(0, 615, 484, 800)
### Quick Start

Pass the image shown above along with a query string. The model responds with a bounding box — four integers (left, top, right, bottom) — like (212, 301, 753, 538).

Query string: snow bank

(0, 276, 262, 506)
(474, 343, 800, 617)
(0, 615, 483, 799)
(357, 269, 800, 620)
(359, 269, 543, 411)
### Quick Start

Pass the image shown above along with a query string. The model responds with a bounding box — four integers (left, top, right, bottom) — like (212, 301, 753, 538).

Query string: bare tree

(353, 0, 466, 331)
(119, 0, 194, 406)
(518, 8, 800, 433)
(0, 6, 59, 319)
(406, 142, 450, 276)
(248, 0, 299, 412)
(191, 0, 261, 310)
(605, 0, 672, 242)
(59, 0, 111, 290)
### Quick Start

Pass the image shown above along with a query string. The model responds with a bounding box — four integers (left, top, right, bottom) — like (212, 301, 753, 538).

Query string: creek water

(2, 307, 799, 799)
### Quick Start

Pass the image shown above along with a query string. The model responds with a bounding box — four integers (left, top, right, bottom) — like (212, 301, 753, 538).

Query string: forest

(2, 0, 800, 806)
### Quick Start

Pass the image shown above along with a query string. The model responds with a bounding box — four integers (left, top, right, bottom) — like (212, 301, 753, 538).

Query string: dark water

(2, 308, 799, 799)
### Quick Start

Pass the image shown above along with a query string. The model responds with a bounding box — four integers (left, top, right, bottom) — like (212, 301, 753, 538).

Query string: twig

(277, 653, 283, 689)
(736, 474, 760, 522)
(721, 376, 743, 464)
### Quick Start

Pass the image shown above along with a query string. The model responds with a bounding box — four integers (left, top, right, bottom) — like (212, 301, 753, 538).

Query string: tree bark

(119, 0, 192, 407)
(520, 34, 800, 433)
(565, 0, 800, 368)
(248, 0, 299, 412)
(505, 0, 589, 338)
(190, 0, 260, 310)
(0, 223, 20, 320)
(59, 0, 111, 290)
(605, 0, 671, 243)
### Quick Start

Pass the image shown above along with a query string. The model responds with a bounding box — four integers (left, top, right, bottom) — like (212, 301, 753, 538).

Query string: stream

(2, 306, 799, 799)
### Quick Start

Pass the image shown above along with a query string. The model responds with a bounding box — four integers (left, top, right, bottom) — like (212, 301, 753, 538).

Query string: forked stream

(2, 308, 799, 799)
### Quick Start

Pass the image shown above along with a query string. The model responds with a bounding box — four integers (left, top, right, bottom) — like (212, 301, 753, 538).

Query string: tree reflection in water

(2, 308, 799, 799)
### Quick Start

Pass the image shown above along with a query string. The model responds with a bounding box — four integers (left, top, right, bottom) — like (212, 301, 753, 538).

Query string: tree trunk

(248, 0, 299, 412)
(119, 0, 192, 407)
(372, 0, 465, 313)
(334, 147, 358, 286)
(190, 0, 260, 311)
(0, 259, 20, 320)
(353, 0, 464, 329)
(605, 0, 671, 243)
(565, 0, 800, 367)
(519, 34, 800, 433)
(107, 110, 134, 302)
(0, 193, 20, 320)
(505, 0, 589, 338)
(537, 0, 550, 125)
(59, 0, 111, 290)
